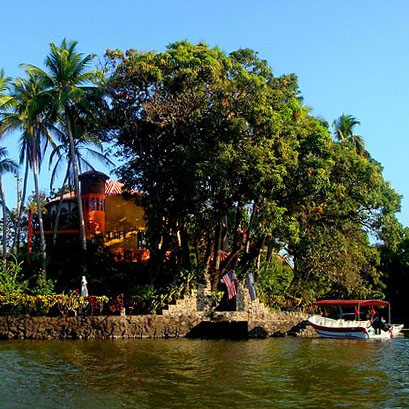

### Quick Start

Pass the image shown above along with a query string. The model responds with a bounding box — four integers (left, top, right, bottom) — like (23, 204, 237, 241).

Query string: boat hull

(313, 326, 369, 339)
(308, 315, 401, 339)
(309, 319, 369, 339)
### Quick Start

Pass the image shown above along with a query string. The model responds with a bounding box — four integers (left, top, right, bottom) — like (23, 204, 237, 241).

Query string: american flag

(222, 270, 237, 300)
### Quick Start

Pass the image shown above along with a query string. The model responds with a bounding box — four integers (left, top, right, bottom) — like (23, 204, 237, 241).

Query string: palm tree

(49, 130, 114, 243)
(0, 74, 54, 272)
(24, 39, 103, 252)
(0, 71, 19, 261)
(0, 70, 13, 111)
(332, 114, 366, 156)
(0, 147, 18, 262)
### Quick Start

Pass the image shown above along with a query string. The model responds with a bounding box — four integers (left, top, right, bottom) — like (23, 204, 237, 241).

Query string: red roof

(313, 299, 389, 307)
(47, 181, 140, 203)
(105, 180, 125, 196)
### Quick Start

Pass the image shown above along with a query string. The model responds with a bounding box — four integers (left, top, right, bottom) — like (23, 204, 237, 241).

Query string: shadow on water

(0, 337, 409, 409)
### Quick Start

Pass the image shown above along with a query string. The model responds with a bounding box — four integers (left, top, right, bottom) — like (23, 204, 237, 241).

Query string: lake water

(1, 337, 409, 409)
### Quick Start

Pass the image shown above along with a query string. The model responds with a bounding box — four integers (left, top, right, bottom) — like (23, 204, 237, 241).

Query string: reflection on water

(0, 338, 408, 408)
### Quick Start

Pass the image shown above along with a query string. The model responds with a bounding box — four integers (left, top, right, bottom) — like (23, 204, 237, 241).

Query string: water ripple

(0, 338, 408, 408)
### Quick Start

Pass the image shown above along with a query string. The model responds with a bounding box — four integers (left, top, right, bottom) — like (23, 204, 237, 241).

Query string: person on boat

(371, 312, 387, 334)
(380, 316, 388, 331)
(371, 312, 381, 334)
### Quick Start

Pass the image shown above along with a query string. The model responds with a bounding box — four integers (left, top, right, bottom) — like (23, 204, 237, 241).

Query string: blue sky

(1, 0, 409, 224)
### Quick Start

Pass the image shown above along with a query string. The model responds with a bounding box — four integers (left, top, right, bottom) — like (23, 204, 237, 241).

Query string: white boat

(308, 299, 404, 339)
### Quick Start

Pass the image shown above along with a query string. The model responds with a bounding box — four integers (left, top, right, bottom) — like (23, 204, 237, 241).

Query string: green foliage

(127, 285, 158, 314)
(1, 40, 404, 310)
(0, 255, 28, 296)
(31, 270, 55, 296)
(210, 291, 224, 307)
(256, 257, 296, 309)
(0, 293, 109, 316)
(45, 237, 137, 296)
(286, 140, 400, 301)
(105, 40, 401, 304)
(106, 41, 315, 282)
(379, 226, 409, 317)
(126, 267, 202, 314)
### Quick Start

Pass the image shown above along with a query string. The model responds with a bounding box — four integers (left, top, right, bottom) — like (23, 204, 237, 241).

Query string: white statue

(81, 276, 88, 297)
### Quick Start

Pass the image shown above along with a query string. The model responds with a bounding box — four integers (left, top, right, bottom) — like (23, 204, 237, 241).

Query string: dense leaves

(106, 41, 402, 303)
(0, 39, 406, 311)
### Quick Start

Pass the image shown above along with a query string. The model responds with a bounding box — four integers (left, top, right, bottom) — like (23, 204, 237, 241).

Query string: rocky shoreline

(0, 283, 316, 340)
(0, 312, 315, 340)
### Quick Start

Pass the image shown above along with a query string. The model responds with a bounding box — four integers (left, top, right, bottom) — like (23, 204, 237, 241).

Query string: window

(100, 199, 104, 211)
(137, 232, 146, 249)
(90, 198, 95, 210)
(96, 198, 100, 211)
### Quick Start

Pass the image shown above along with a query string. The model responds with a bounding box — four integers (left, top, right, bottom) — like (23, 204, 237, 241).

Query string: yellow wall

(105, 196, 146, 232)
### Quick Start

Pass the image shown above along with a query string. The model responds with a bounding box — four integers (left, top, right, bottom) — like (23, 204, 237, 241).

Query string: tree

(49, 126, 113, 243)
(0, 74, 54, 272)
(0, 71, 21, 262)
(0, 147, 18, 262)
(333, 114, 366, 156)
(106, 41, 401, 303)
(284, 133, 401, 302)
(24, 39, 104, 252)
(0, 70, 13, 111)
(106, 42, 322, 287)
(377, 222, 409, 317)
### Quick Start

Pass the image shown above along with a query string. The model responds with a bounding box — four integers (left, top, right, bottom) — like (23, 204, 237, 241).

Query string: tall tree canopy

(103, 41, 400, 302)
(24, 39, 104, 252)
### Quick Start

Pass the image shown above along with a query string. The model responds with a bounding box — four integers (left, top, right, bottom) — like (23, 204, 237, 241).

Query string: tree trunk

(232, 201, 243, 253)
(214, 223, 222, 271)
(256, 236, 265, 271)
(14, 173, 20, 252)
(211, 223, 223, 291)
(32, 155, 47, 273)
(237, 236, 265, 277)
(27, 210, 33, 263)
(65, 109, 87, 251)
(52, 164, 71, 244)
(13, 159, 29, 253)
(0, 175, 7, 264)
(245, 202, 258, 253)
(266, 243, 274, 263)
(180, 223, 191, 270)
(11, 174, 20, 254)
(204, 233, 213, 273)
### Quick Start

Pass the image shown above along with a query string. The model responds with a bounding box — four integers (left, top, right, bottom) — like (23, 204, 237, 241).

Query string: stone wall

(163, 281, 309, 337)
(0, 281, 311, 340)
(0, 314, 205, 340)
(0, 310, 309, 340)
(240, 283, 309, 336)
(201, 281, 309, 337)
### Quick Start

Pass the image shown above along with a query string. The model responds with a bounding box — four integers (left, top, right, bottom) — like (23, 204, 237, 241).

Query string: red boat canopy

(313, 299, 389, 307)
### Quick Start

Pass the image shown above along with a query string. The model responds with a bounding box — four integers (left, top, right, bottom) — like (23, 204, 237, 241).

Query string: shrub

(30, 271, 56, 296)
(0, 293, 109, 316)
(0, 255, 28, 296)
(256, 256, 296, 309)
